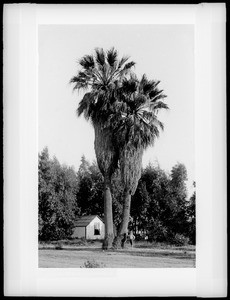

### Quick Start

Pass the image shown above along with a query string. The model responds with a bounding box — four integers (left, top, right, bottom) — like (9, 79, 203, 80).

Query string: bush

(170, 233, 190, 246)
(55, 242, 63, 250)
(148, 220, 168, 242)
(133, 234, 146, 241)
(80, 237, 88, 245)
(80, 259, 105, 268)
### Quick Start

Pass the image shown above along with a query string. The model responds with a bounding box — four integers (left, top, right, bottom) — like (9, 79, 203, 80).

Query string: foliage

(186, 182, 196, 244)
(147, 219, 168, 242)
(76, 157, 104, 217)
(38, 147, 79, 241)
(38, 213, 44, 237)
(76, 157, 124, 230)
(80, 259, 106, 268)
(109, 74, 168, 197)
(70, 47, 136, 178)
(131, 163, 196, 245)
(55, 242, 64, 250)
(109, 73, 168, 246)
(169, 233, 190, 246)
(38, 147, 196, 245)
(131, 179, 150, 232)
(165, 163, 188, 236)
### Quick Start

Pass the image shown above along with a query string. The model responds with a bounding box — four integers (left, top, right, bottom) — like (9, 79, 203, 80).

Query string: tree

(70, 48, 135, 249)
(76, 156, 94, 215)
(38, 148, 79, 241)
(77, 155, 90, 177)
(87, 161, 104, 216)
(38, 147, 53, 240)
(166, 163, 188, 237)
(76, 158, 104, 217)
(111, 74, 168, 247)
(131, 179, 150, 235)
(186, 181, 196, 244)
(134, 164, 171, 242)
(131, 162, 194, 244)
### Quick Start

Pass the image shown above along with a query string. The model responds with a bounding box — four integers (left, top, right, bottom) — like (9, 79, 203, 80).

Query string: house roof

(73, 215, 104, 227)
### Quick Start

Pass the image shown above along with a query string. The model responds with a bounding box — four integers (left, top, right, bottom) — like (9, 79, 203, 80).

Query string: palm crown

(110, 73, 168, 149)
(110, 74, 168, 195)
(70, 47, 135, 178)
(70, 47, 135, 126)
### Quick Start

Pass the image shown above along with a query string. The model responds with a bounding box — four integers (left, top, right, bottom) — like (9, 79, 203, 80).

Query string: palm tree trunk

(113, 189, 131, 248)
(102, 175, 114, 249)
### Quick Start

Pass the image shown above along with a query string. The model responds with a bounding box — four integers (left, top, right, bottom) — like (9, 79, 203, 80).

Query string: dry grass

(39, 240, 195, 268)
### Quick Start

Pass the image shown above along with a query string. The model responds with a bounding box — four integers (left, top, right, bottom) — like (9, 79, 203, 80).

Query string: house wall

(71, 226, 85, 238)
(86, 216, 105, 240)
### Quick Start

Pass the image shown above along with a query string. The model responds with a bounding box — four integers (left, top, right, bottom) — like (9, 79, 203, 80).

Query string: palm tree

(111, 74, 168, 248)
(70, 47, 135, 249)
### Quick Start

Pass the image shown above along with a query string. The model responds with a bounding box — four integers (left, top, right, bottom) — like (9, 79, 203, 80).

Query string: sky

(38, 24, 195, 193)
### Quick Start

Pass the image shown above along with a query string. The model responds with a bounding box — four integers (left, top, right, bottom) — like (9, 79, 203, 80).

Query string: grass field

(39, 240, 195, 268)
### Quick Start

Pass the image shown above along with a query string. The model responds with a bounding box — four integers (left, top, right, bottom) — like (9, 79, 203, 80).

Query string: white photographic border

(3, 3, 226, 297)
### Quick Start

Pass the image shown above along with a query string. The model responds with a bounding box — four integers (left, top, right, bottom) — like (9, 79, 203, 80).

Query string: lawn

(39, 240, 195, 268)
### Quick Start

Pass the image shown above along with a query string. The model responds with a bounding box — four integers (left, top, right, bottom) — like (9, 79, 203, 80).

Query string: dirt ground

(39, 241, 195, 268)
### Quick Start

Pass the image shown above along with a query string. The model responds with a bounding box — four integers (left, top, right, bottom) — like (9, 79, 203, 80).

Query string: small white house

(71, 215, 105, 240)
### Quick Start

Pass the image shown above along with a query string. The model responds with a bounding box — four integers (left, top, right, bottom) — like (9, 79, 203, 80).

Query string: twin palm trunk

(103, 170, 132, 250)
(103, 177, 132, 250)
(113, 147, 143, 249)
(94, 125, 117, 249)
(102, 175, 114, 249)
(103, 185, 131, 250)
(113, 189, 131, 248)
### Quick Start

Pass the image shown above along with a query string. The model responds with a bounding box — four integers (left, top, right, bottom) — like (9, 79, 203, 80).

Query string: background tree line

(39, 147, 195, 245)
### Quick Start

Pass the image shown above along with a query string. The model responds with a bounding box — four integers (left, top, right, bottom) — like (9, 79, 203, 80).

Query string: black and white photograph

(38, 24, 196, 268)
(4, 3, 226, 297)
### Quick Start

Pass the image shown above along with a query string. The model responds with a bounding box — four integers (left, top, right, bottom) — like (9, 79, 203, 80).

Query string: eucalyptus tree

(70, 47, 135, 249)
(111, 74, 168, 247)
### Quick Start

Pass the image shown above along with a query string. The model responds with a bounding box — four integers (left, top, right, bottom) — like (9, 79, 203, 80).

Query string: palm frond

(152, 80, 161, 89)
(77, 92, 95, 119)
(69, 76, 78, 84)
(150, 101, 169, 111)
(78, 55, 95, 69)
(95, 47, 105, 66)
(106, 47, 118, 67)
(139, 74, 148, 89)
(70, 71, 92, 90)
(113, 73, 168, 154)
(122, 77, 138, 94)
(150, 118, 164, 131)
(150, 94, 167, 103)
(143, 81, 156, 95)
(122, 61, 136, 71)
(118, 56, 130, 69)
(148, 86, 166, 99)
(72, 80, 89, 90)
(133, 94, 147, 108)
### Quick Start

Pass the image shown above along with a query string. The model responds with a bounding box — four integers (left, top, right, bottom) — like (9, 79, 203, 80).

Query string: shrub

(79, 237, 88, 245)
(80, 259, 105, 268)
(170, 233, 190, 246)
(55, 242, 63, 250)
(148, 219, 168, 242)
(134, 234, 144, 241)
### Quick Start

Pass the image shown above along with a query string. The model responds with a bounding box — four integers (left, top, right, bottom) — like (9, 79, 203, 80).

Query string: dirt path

(39, 246, 195, 268)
